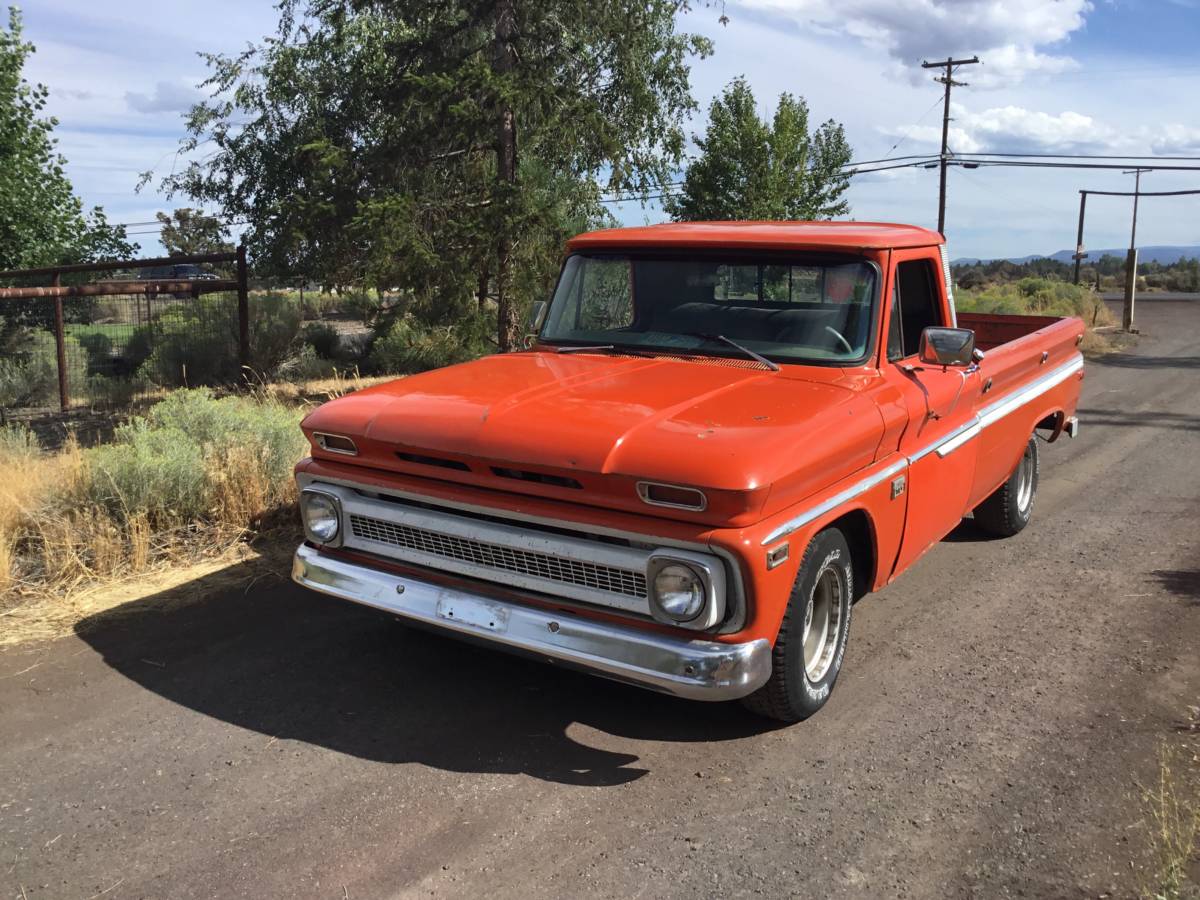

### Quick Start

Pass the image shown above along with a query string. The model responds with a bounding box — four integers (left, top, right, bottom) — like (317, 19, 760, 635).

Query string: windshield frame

(536, 249, 884, 369)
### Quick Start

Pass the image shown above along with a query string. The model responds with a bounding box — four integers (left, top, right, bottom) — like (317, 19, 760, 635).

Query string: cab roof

(567, 221, 944, 253)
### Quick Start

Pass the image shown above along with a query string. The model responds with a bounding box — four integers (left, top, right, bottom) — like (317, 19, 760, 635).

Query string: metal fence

(0, 250, 248, 416)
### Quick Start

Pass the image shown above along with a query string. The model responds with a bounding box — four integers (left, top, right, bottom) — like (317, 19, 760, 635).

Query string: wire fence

(0, 251, 248, 419)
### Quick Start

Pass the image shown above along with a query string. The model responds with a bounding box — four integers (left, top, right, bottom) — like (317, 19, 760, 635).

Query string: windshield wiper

(687, 333, 780, 372)
(554, 344, 616, 354)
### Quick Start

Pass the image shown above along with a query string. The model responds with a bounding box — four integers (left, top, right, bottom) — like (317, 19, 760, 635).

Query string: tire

(973, 434, 1039, 537)
(741, 528, 853, 723)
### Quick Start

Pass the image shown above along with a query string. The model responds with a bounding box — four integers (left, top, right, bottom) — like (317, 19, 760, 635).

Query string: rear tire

(973, 434, 1039, 537)
(741, 528, 853, 723)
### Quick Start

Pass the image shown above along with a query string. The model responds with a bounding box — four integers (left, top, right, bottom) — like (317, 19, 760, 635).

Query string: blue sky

(18, 0, 1200, 260)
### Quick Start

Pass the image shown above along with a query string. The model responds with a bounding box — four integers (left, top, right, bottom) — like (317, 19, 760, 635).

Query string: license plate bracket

(435, 595, 510, 634)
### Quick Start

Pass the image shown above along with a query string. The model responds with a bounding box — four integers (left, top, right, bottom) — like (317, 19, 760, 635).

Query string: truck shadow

(1151, 569, 1200, 605)
(73, 560, 779, 788)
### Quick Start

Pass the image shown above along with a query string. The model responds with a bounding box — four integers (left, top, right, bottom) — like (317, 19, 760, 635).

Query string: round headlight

(652, 564, 705, 621)
(302, 492, 340, 543)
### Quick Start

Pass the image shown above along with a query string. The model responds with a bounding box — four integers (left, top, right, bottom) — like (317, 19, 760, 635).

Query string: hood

(301, 352, 886, 525)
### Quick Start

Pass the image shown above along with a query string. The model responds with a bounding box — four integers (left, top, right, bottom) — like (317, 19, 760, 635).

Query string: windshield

(540, 253, 879, 364)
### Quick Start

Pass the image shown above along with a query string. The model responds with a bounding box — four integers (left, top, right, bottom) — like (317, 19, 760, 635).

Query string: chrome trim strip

(934, 421, 981, 458)
(760, 458, 907, 547)
(908, 418, 978, 463)
(978, 355, 1083, 428)
(758, 354, 1083, 548)
(293, 545, 772, 701)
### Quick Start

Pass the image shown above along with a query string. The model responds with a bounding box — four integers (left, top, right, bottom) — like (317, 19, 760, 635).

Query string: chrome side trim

(758, 353, 1083, 548)
(760, 458, 907, 547)
(978, 355, 1083, 429)
(292, 544, 772, 702)
(934, 421, 981, 458)
(909, 418, 979, 463)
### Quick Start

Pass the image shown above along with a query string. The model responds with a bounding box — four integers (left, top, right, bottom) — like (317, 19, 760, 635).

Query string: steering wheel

(824, 325, 853, 354)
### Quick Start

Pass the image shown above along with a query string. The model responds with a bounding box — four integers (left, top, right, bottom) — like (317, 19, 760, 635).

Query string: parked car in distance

(136, 263, 220, 281)
(291, 221, 1085, 722)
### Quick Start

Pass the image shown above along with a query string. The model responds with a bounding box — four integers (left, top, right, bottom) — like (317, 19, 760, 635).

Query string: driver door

(885, 252, 981, 576)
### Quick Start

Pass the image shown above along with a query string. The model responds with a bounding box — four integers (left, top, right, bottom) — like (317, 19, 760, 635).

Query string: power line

(956, 151, 1200, 161)
(876, 94, 947, 162)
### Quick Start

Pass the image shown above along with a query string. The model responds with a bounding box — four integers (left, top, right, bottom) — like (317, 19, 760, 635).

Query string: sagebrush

(0, 389, 306, 597)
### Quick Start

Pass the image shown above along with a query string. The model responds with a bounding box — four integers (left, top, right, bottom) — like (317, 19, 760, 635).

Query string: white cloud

(738, 0, 1090, 85)
(882, 103, 1200, 155)
(125, 80, 204, 114)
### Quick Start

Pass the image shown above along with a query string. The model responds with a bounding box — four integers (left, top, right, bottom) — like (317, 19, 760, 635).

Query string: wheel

(973, 434, 1039, 537)
(741, 527, 853, 723)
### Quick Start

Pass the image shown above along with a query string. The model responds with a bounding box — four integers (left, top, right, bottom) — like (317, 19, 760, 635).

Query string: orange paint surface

(297, 222, 1083, 646)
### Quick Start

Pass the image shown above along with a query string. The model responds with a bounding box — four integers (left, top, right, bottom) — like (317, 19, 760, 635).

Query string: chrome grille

(349, 513, 648, 599)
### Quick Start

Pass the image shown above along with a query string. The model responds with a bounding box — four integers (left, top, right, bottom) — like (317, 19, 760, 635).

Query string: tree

(665, 77, 853, 223)
(152, 0, 710, 351)
(156, 208, 234, 257)
(0, 7, 136, 272)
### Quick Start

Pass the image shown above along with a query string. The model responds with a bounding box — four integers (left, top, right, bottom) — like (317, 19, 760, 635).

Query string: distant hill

(953, 245, 1200, 266)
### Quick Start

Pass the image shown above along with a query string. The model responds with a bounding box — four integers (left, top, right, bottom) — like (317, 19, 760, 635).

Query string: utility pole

(1121, 167, 1151, 332)
(921, 55, 980, 236)
(1072, 191, 1088, 284)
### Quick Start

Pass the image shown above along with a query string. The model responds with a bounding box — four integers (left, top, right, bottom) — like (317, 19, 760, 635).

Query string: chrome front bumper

(292, 544, 771, 701)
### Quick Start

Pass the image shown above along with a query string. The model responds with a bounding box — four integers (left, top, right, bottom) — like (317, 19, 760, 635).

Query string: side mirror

(918, 326, 978, 368)
(528, 300, 548, 333)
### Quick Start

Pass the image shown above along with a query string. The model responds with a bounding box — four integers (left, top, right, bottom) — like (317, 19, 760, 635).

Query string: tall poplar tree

(666, 77, 853, 223)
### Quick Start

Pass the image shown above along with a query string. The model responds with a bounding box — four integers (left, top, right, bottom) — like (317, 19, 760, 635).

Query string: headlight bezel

(646, 550, 726, 631)
(300, 488, 343, 547)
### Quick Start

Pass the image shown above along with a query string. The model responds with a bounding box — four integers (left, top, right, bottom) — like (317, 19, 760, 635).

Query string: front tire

(973, 434, 1039, 537)
(741, 528, 853, 723)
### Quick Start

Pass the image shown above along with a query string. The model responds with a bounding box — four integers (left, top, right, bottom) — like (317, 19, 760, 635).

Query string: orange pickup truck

(292, 222, 1084, 722)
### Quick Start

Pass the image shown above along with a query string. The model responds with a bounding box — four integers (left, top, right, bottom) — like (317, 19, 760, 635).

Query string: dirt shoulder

(1, 302, 1198, 899)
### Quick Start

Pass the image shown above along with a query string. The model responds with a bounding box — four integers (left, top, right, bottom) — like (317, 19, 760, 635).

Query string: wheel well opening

(1036, 410, 1065, 441)
(827, 510, 875, 602)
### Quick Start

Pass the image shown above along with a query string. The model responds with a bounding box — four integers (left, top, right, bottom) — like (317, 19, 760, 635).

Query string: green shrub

(301, 321, 340, 359)
(276, 344, 340, 381)
(369, 312, 492, 375)
(251, 293, 305, 374)
(84, 374, 150, 408)
(0, 331, 87, 408)
(77, 389, 306, 524)
(957, 278, 1113, 326)
(137, 293, 303, 387)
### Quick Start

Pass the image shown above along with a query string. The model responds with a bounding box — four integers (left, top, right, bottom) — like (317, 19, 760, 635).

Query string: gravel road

(3, 301, 1198, 900)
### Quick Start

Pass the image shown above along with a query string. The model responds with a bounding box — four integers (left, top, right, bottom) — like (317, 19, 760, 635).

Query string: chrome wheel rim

(803, 566, 844, 683)
(1016, 443, 1035, 513)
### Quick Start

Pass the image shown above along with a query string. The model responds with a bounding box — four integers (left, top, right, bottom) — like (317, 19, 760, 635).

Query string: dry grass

(1137, 740, 1200, 900)
(0, 390, 312, 644)
(0, 372, 403, 646)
